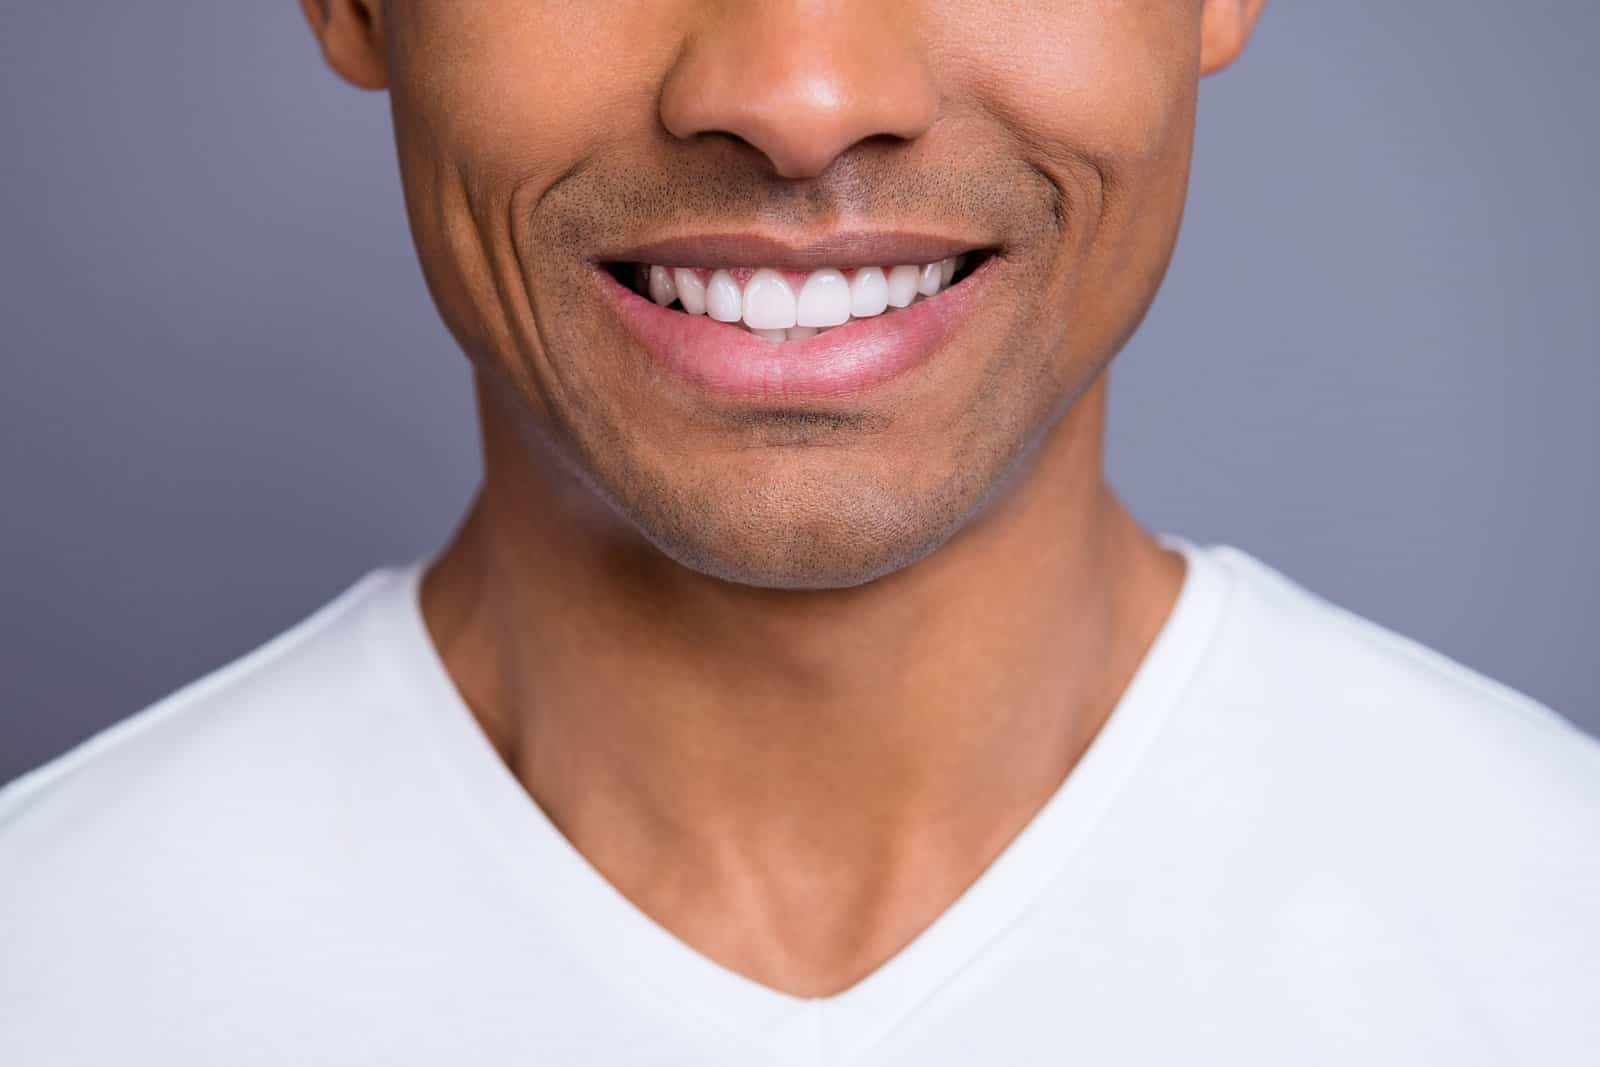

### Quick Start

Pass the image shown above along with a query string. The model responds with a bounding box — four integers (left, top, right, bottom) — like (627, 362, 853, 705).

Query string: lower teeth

(754, 325, 830, 343)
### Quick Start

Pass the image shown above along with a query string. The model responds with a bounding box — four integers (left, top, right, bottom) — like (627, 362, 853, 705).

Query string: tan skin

(300, 0, 1267, 997)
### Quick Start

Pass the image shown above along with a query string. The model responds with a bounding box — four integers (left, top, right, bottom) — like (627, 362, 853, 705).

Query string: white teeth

(673, 268, 707, 315)
(795, 268, 851, 327)
(886, 265, 919, 308)
(640, 255, 976, 338)
(706, 269, 742, 323)
(742, 269, 797, 330)
(849, 267, 889, 318)
(648, 265, 677, 307)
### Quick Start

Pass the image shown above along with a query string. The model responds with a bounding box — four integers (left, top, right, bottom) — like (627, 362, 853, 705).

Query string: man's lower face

(387, 1, 1198, 589)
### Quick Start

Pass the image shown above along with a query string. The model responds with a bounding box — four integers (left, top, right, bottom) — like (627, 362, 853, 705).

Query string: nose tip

(659, 8, 938, 180)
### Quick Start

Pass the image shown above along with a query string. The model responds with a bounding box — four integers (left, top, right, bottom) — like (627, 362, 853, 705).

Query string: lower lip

(596, 258, 995, 404)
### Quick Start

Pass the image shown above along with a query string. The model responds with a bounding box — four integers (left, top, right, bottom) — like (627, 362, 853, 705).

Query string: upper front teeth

(642, 257, 966, 338)
(744, 269, 798, 330)
(850, 268, 889, 317)
(796, 269, 851, 327)
(705, 269, 742, 323)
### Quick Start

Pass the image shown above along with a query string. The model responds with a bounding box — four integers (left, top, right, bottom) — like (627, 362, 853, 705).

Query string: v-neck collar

(375, 533, 1230, 1065)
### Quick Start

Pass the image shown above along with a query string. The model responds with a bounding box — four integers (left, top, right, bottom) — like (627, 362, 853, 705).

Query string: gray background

(2, 3, 1595, 783)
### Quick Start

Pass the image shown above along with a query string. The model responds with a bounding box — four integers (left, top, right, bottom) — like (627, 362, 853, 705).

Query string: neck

(420, 369, 1184, 994)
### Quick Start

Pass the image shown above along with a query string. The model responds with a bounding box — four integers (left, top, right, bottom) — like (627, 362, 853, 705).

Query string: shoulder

(1200, 542, 1598, 776)
(1145, 543, 1600, 1043)
(0, 564, 412, 900)
(0, 563, 457, 1060)
(1188, 540, 1599, 898)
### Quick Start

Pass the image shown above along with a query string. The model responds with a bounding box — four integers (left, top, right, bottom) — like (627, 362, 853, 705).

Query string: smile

(616, 257, 974, 342)
(595, 235, 997, 404)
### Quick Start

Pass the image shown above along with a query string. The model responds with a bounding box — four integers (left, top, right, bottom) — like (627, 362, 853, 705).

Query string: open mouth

(602, 253, 990, 343)
(593, 239, 1000, 402)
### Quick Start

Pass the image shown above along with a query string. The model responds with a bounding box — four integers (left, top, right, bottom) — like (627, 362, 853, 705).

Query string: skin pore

(300, 0, 1266, 997)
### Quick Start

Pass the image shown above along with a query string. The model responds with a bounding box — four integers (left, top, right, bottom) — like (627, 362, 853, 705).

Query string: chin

(619, 471, 971, 591)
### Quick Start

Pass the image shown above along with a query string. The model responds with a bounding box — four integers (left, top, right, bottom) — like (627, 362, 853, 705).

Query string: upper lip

(598, 231, 992, 271)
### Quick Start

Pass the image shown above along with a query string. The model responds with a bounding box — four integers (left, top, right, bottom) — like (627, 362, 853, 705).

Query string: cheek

(938, 2, 1199, 350)
(942, 1, 1198, 187)
(380, 2, 677, 376)
(386, 2, 670, 191)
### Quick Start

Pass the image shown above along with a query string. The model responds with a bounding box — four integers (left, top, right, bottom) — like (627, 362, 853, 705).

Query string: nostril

(657, 19, 939, 183)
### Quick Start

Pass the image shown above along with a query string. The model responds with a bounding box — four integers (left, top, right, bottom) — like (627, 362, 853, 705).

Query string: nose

(659, 2, 939, 181)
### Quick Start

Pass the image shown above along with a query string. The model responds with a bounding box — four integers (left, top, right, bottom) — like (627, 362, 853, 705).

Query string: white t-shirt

(3, 537, 1597, 1065)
